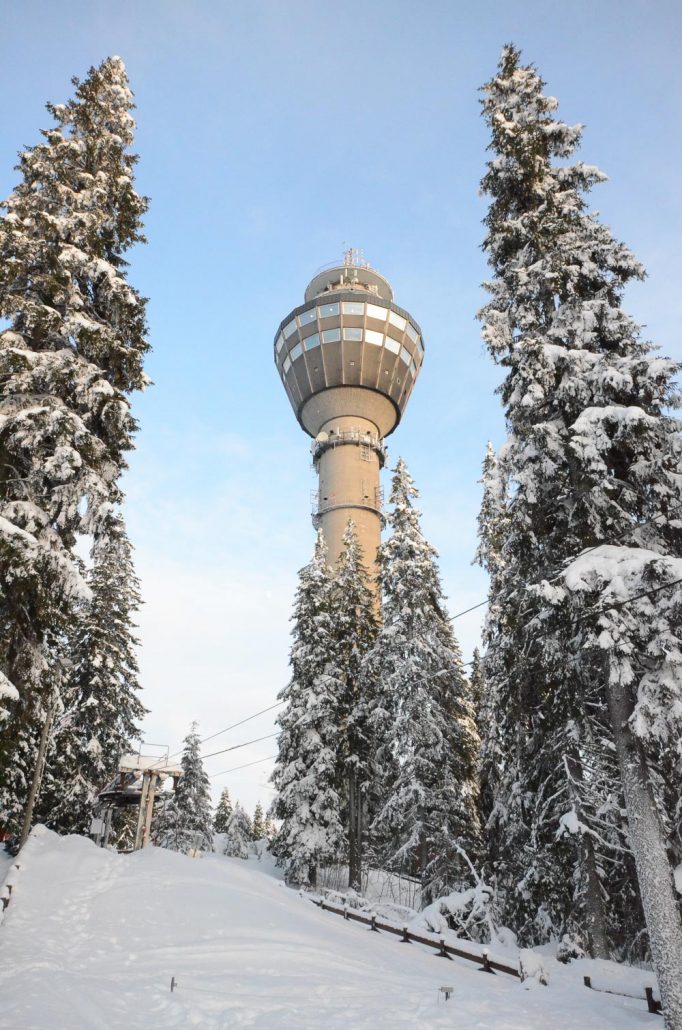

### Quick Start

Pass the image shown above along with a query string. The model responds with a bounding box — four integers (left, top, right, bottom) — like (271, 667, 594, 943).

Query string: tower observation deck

(274, 251, 424, 586)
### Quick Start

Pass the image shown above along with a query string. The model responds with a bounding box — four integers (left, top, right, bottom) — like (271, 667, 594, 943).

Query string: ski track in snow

(0, 829, 656, 1029)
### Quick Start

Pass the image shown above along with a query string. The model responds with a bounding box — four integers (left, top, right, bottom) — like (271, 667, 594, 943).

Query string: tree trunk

(565, 750, 609, 958)
(347, 770, 362, 891)
(18, 702, 54, 850)
(419, 835, 431, 906)
(581, 834, 609, 959)
(606, 663, 682, 1029)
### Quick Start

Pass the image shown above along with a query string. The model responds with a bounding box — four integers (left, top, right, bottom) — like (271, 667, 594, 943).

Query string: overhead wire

(210, 754, 278, 779)
(160, 570, 682, 774)
(447, 500, 682, 624)
(146, 702, 285, 770)
(153, 502, 682, 768)
(200, 732, 280, 762)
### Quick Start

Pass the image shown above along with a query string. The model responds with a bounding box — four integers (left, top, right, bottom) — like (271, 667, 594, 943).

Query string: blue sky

(3, 0, 681, 812)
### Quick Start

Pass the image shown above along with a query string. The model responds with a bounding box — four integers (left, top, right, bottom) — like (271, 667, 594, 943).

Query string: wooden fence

(583, 974, 662, 1016)
(0, 860, 21, 927)
(311, 897, 521, 978)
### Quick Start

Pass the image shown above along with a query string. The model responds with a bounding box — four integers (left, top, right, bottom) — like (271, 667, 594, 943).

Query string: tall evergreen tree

(0, 56, 149, 837)
(468, 648, 485, 717)
(369, 459, 480, 902)
(37, 513, 145, 833)
(333, 521, 379, 891)
(155, 723, 213, 854)
(270, 532, 346, 886)
(213, 787, 233, 834)
(478, 44, 682, 1010)
(251, 802, 266, 841)
(474, 442, 513, 876)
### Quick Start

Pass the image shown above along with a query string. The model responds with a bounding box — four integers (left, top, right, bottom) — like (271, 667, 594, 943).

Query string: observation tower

(274, 250, 424, 586)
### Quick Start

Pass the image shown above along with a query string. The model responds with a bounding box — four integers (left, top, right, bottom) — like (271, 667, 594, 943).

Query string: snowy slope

(0, 829, 656, 1029)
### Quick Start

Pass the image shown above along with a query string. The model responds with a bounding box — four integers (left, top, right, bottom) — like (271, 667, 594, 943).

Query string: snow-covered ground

(0, 828, 659, 1029)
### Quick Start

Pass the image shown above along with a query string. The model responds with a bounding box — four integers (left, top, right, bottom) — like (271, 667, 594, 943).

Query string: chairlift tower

(92, 746, 183, 851)
(274, 251, 424, 589)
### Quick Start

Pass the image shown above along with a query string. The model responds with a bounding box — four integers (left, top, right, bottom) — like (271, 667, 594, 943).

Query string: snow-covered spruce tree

(0, 56, 149, 836)
(252, 802, 266, 841)
(264, 813, 277, 842)
(223, 803, 253, 859)
(270, 531, 346, 887)
(473, 442, 517, 879)
(155, 724, 213, 854)
(36, 512, 145, 834)
(468, 648, 485, 716)
(213, 787, 233, 834)
(478, 45, 682, 1003)
(333, 521, 379, 892)
(467, 644, 497, 849)
(369, 460, 480, 904)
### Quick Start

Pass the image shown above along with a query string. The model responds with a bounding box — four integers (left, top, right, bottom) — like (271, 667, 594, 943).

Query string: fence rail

(583, 974, 662, 1016)
(311, 897, 521, 979)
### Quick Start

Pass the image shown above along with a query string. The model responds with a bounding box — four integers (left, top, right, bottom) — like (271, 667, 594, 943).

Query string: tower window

(322, 328, 341, 343)
(367, 303, 387, 321)
(365, 329, 383, 346)
(283, 318, 298, 339)
(406, 322, 419, 343)
(304, 333, 320, 350)
(290, 342, 303, 361)
(385, 337, 400, 355)
(343, 327, 362, 341)
(319, 302, 340, 318)
(298, 309, 317, 325)
(342, 301, 364, 315)
(388, 311, 407, 331)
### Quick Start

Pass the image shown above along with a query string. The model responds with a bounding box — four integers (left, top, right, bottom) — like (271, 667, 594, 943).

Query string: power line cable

(158, 522, 682, 767)
(203, 578, 682, 775)
(200, 701, 284, 746)
(147, 702, 285, 770)
(200, 732, 280, 762)
(210, 754, 278, 779)
(449, 501, 682, 624)
(462, 576, 682, 670)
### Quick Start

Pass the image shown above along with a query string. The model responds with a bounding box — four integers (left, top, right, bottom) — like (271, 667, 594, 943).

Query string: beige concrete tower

(274, 252, 424, 587)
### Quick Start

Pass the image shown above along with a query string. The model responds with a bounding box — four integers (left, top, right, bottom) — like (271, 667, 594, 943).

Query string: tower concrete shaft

(274, 252, 424, 589)
(313, 414, 384, 582)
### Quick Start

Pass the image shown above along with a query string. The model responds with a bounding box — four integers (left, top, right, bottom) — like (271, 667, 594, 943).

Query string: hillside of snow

(0, 829, 659, 1029)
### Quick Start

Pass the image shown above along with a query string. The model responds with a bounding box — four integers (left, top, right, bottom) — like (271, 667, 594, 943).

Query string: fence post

(401, 926, 410, 943)
(479, 949, 495, 974)
(370, 913, 379, 932)
(645, 987, 662, 1015)
(437, 938, 452, 959)
(583, 975, 592, 990)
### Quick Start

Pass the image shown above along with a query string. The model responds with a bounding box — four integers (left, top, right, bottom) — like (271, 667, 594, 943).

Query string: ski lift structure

(90, 744, 183, 852)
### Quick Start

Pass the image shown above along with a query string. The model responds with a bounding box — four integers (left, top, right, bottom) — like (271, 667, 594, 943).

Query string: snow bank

(0, 829, 658, 1028)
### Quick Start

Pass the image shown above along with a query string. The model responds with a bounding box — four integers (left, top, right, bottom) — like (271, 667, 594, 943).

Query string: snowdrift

(0, 828, 659, 1028)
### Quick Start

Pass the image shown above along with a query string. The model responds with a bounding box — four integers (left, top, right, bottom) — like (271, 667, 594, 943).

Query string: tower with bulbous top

(274, 250, 424, 590)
